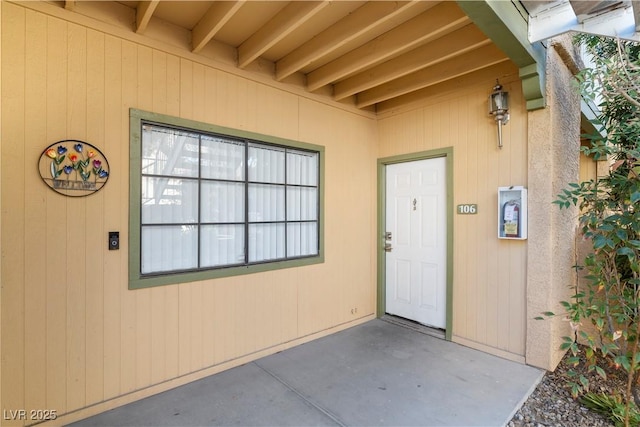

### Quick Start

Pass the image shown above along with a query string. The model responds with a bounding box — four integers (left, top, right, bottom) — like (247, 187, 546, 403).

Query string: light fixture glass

(488, 80, 509, 149)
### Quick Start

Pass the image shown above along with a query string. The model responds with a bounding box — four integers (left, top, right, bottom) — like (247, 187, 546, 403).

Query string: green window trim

(129, 109, 325, 290)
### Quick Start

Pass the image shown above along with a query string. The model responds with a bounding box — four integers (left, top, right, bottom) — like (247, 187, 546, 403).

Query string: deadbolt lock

(384, 231, 392, 241)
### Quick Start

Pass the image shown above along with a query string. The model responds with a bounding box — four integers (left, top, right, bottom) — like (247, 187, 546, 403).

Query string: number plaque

(457, 204, 477, 215)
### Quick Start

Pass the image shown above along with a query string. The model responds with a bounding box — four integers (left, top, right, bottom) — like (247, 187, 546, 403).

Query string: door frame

(377, 148, 454, 341)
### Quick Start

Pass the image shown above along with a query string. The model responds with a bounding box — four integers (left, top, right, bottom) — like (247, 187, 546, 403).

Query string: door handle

(384, 243, 393, 252)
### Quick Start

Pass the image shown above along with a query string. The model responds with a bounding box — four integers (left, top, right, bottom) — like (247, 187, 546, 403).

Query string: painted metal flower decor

(38, 140, 110, 197)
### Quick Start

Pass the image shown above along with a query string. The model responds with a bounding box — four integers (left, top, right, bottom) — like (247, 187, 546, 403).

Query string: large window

(129, 110, 323, 289)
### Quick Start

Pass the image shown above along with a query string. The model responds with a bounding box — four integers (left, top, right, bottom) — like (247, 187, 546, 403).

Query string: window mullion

(197, 134, 202, 269)
(244, 140, 249, 265)
(284, 148, 288, 259)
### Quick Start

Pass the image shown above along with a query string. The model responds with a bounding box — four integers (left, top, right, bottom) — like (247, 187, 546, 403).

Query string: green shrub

(542, 35, 640, 427)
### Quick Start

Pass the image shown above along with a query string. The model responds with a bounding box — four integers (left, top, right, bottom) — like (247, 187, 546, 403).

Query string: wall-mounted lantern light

(489, 80, 509, 149)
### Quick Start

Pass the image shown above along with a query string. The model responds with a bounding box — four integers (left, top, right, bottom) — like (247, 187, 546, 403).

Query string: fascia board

(457, 0, 547, 110)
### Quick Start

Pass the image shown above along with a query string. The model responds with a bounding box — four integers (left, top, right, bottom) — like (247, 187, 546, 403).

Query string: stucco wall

(0, 2, 378, 424)
(526, 35, 581, 370)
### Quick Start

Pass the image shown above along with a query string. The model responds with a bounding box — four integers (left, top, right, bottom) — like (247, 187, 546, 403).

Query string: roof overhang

(526, 1, 639, 137)
(457, 0, 547, 110)
(528, 0, 640, 42)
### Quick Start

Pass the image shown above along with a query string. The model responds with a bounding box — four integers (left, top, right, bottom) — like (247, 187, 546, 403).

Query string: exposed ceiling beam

(356, 44, 508, 108)
(136, 1, 160, 34)
(377, 61, 516, 115)
(275, 1, 421, 82)
(334, 24, 490, 101)
(192, 1, 245, 53)
(238, 1, 329, 69)
(64, 1, 75, 11)
(306, 2, 470, 92)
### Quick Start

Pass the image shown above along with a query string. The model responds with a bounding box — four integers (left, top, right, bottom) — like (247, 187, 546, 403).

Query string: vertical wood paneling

(495, 97, 512, 351)
(45, 14, 69, 415)
(103, 34, 122, 400)
(2, 1, 526, 416)
(243, 80, 258, 132)
(150, 285, 167, 385)
(480, 118, 494, 347)
(490, 89, 505, 349)
(23, 8, 48, 416)
(5, 4, 377, 422)
(166, 53, 180, 114)
(177, 58, 204, 375)
(164, 290, 180, 380)
(444, 100, 468, 339)
(0, 1, 3, 421)
(1, 3, 26, 421)
(191, 62, 216, 368)
(242, 278, 259, 354)
(119, 39, 138, 395)
(460, 96, 482, 343)
(66, 22, 88, 411)
(176, 57, 193, 376)
(189, 283, 204, 371)
(149, 49, 167, 386)
(204, 68, 218, 124)
(201, 281, 216, 367)
(237, 279, 252, 357)
(470, 99, 486, 344)
(215, 71, 230, 125)
(580, 152, 596, 181)
(225, 277, 242, 360)
(135, 45, 153, 390)
(85, 28, 106, 406)
(212, 281, 229, 364)
(2, 4, 530, 421)
(191, 63, 206, 122)
(178, 284, 192, 375)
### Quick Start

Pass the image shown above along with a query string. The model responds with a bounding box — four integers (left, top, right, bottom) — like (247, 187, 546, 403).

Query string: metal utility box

(498, 186, 527, 240)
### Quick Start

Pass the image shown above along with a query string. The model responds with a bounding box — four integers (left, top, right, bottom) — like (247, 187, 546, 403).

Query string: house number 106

(457, 204, 478, 214)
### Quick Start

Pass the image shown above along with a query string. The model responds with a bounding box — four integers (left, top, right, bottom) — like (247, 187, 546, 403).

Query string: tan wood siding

(579, 150, 597, 182)
(378, 62, 528, 360)
(2, 0, 534, 421)
(1, 3, 377, 424)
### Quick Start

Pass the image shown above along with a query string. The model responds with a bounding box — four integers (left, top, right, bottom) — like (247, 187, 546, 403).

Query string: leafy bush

(542, 35, 640, 427)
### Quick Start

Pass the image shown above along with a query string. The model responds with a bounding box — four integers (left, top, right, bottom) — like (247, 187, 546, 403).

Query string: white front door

(385, 157, 447, 329)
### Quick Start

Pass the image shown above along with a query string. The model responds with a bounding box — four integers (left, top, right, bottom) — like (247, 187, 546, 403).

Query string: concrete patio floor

(71, 319, 544, 427)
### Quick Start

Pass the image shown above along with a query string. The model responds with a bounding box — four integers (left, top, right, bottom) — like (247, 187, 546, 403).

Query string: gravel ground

(508, 349, 628, 427)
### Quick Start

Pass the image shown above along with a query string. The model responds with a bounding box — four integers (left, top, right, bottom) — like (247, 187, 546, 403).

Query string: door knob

(384, 243, 393, 252)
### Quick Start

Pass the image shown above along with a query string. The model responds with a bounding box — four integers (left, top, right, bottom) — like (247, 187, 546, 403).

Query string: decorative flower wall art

(38, 140, 110, 197)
